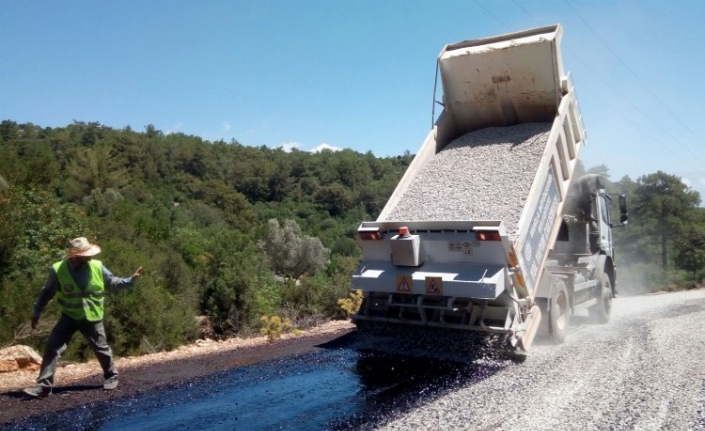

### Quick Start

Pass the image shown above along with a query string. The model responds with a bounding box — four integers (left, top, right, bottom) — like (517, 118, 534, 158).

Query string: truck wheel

(590, 272, 612, 324)
(549, 280, 569, 343)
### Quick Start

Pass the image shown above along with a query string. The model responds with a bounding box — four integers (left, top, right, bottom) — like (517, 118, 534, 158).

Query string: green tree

(620, 171, 701, 272)
(674, 223, 705, 282)
(260, 219, 331, 281)
(315, 183, 353, 216)
(0, 120, 20, 142)
(200, 229, 262, 335)
(0, 186, 91, 346)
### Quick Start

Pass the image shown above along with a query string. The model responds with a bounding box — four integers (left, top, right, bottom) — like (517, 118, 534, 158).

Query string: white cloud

(279, 142, 303, 152)
(276, 141, 343, 153)
(677, 173, 705, 204)
(223, 121, 232, 132)
(310, 143, 342, 153)
(677, 173, 705, 189)
(165, 122, 183, 135)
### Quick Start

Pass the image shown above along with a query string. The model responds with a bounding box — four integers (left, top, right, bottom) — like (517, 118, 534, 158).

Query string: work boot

(103, 376, 118, 390)
(23, 386, 51, 398)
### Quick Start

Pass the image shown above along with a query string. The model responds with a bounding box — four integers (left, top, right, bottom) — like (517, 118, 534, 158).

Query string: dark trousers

(36, 313, 118, 388)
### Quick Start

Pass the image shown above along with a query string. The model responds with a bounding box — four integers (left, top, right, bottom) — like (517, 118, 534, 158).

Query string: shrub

(338, 290, 363, 318)
(259, 315, 292, 342)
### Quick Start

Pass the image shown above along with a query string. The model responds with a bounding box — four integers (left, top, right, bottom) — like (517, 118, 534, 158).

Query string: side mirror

(619, 194, 629, 225)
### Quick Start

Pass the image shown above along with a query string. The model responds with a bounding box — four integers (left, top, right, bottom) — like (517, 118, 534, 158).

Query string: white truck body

(352, 25, 625, 351)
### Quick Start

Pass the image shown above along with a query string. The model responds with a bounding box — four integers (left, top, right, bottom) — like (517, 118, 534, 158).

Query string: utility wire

(511, 0, 542, 24)
(511, 0, 705, 167)
(567, 49, 705, 165)
(571, 73, 702, 173)
(473, 0, 506, 26)
(563, 0, 705, 163)
(501, 1, 705, 199)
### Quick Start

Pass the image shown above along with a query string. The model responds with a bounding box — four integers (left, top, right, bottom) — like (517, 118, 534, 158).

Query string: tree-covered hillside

(0, 120, 411, 359)
(1, 120, 703, 361)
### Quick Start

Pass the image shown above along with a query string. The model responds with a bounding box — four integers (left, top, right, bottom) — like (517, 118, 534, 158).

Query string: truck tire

(589, 272, 612, 324)
(549, 280, 569, 343)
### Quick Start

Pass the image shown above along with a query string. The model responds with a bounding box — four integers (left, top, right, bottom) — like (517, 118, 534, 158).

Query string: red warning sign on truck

(396, 275, 412, 293)
(425, 277, 443, 295)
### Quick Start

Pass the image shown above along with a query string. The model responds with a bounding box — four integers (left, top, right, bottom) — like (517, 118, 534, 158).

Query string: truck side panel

(514, 87, 586, 298)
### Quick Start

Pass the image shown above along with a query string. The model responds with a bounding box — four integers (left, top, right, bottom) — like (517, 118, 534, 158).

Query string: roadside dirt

(0, 320, 355, 425)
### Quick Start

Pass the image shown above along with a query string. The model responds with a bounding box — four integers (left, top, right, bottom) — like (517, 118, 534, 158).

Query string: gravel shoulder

(0, 320, 355, 425)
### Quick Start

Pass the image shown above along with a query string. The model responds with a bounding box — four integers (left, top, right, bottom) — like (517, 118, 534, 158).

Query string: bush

(338, 290, 363, 318)
(259, 315, 292, 342)
(98, 237, 199, 356)
(249, 278, 282, 318)
(665, 269, 698, 292)
(0, 276, 51, 350)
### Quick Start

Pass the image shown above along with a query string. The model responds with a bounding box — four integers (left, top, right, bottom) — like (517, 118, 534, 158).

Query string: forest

(0, 120, 703, 361)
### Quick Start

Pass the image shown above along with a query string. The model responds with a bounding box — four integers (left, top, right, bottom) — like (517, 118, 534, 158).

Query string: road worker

(23, 237, 142, 398)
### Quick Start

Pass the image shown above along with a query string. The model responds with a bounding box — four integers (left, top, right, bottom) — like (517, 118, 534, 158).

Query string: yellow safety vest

(53, 259, 105, 321)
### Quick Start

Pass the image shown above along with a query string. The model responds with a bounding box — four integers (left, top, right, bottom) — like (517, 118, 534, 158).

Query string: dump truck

(351, 24, 628, 352)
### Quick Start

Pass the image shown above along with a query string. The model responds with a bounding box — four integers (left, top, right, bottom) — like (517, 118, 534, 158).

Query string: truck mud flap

(517, 305, 541, 351)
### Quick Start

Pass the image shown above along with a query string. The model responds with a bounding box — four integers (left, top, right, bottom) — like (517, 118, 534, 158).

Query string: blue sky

(2, 0, 704, 200)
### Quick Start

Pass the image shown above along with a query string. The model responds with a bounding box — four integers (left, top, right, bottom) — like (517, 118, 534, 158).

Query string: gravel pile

(372, 289, 705, 431)
(385, 122, 552, 239)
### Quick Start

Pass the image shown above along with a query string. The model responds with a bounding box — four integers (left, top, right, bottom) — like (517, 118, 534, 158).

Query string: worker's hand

(132, 266, 143, 280)
(30, 317, 39, 330)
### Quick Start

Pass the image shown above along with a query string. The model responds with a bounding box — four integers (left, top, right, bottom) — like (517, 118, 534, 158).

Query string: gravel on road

(373, 289, 705, 431)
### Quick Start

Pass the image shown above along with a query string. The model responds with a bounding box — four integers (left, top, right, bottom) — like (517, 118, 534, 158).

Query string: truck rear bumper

(352, 294, 542, 351)
(352, 262, 508, 299)
(353, 291, 516, 332)
(352, 313, 513, 334)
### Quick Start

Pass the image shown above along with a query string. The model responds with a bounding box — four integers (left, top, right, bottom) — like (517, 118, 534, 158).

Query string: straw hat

(66, 237, 101, 258)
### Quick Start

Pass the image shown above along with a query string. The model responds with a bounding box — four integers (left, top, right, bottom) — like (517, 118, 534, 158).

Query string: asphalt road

(3, 289, 705, 431)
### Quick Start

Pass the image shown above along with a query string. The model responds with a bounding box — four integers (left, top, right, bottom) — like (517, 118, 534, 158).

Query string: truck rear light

(358, 228, 382, 241)
(399, 226, 410, 236)
(475, 231, 501, 241)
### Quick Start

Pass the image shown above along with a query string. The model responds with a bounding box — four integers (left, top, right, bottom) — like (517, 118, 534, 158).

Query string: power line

(473, 0, 506, 26)
(570, 75, 700, 173)
(511, 0, 542, 24)
(510, 0, 705, 167)
(563, 0, 705, 164)
(566, 49, 705, 166)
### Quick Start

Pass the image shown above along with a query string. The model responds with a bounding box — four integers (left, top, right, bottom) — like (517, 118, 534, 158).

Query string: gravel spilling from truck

(353, 321, 520, 365)
(371, 289, 705, 431)
(385, 122, 551, 239)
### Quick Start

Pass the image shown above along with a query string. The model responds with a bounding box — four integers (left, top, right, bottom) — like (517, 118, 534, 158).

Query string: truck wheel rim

(556, 292, 568, 330)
